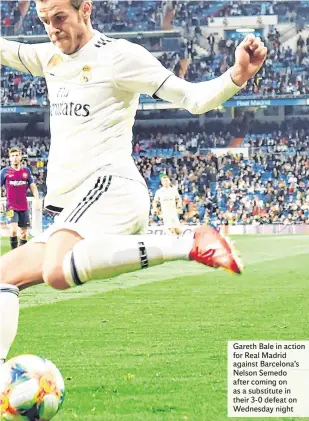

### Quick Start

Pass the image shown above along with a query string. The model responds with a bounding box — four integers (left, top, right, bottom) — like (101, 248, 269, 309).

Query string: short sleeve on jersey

(25, 167, 34, 184)
(0, 37, 45, 77)
(112, 39, 174, 97)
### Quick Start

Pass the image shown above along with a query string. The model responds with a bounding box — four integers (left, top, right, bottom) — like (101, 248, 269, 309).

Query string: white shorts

(162, 213, 181, 229)
(32, 174, 150, 243)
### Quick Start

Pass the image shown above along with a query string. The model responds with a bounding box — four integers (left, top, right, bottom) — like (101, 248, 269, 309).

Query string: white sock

(0, 284, 19, 361)
(63, 234, 193, 287)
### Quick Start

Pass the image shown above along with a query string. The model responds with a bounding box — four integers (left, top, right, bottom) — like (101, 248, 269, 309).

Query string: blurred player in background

(0, 0, 267, 365)
(0, 148, 40, 249)
(153, 175, 182, 235)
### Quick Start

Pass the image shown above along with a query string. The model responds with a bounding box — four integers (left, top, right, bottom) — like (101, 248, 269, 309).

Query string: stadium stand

(2, 120, 309, 228)
(217, 1, 309, 22)
(136, 148, 309, 226)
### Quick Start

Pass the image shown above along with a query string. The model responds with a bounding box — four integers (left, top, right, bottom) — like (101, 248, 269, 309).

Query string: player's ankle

(10, 236, 18, 249)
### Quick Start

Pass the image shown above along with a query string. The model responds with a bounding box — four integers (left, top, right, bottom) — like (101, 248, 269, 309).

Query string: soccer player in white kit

(153, 175, 182, 235)
(0, 0, 267, 364)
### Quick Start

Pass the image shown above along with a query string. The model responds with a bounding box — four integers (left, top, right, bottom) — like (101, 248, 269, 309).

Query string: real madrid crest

(80, 65, 92, 83)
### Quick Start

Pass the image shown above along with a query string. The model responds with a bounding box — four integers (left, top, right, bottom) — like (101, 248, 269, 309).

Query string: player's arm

(0, 169, 7, 208)
(0, 168, 7, 188)
(175, 190, 182, 212)
(152, 192, 161, 218)
(26, 168, 41, 209)
(29, 183, 41, 210)
(156, 35, 267, 114)
(29, 183, 40, 200)
(0, 37, 44, 76)
(113, 35, 267, 114)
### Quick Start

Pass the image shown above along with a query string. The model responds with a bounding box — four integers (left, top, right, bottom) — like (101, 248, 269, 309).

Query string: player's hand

(231, 34, 267, 87)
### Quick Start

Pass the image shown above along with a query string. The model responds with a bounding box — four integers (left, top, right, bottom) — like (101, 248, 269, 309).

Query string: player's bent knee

(42, 264, 71, 290)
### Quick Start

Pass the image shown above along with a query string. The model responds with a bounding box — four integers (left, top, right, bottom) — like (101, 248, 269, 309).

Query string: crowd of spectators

(1, 121, 309, 225)
(242, 127, 309, 152)
(1, 1, 164, 36)
(2, 1, 309, 36)
(136, 150, 309, 226)
(217, 1, 309, 23)
(2, 119, 308, 160)
(1, 71, 47, 106)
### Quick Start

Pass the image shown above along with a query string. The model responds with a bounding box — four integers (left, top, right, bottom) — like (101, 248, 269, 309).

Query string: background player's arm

(30, 183, 41, 210)
(0, 169, 7, 188)
(0, 169, 7, 201)
(175, 191, 182, 213)
(152, 193, 161, 218)
(30, 183, 40, 200)
(113, 36, 266, 115)
(27, 168, 41, 209)
(0, 37, 44, 77)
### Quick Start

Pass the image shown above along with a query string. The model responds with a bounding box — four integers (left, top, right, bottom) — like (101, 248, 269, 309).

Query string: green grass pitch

(1, 235, 309, 421)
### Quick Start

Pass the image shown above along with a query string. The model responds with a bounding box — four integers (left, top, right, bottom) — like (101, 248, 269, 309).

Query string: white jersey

(154, 186, 181, 216)
(1, 32, 173, 208)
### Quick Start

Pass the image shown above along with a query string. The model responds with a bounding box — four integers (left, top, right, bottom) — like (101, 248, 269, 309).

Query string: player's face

(9, 152, 22, 167)
(161, 177, 170, 188)
(36, 0, 92, 55)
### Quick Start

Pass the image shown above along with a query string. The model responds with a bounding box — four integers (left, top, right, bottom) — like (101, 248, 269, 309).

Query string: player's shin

(0, 284, 19, 362)
(62, 235, 193, 287)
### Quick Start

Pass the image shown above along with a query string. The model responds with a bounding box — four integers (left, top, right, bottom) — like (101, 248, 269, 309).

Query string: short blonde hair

(8, 147, 22, 156)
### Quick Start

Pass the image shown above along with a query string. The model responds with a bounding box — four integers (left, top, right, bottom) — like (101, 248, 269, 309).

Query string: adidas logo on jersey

(94, 37, 113, 48)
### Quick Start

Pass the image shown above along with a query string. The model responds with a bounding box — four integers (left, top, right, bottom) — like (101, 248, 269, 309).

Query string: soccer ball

(0, 354, 65, 421)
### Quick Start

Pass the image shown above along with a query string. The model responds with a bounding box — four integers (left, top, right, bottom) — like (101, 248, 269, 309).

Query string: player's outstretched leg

(44, 229, 192, 289)
(43, 226, 242, 290)
(0, 224, 242, 363)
